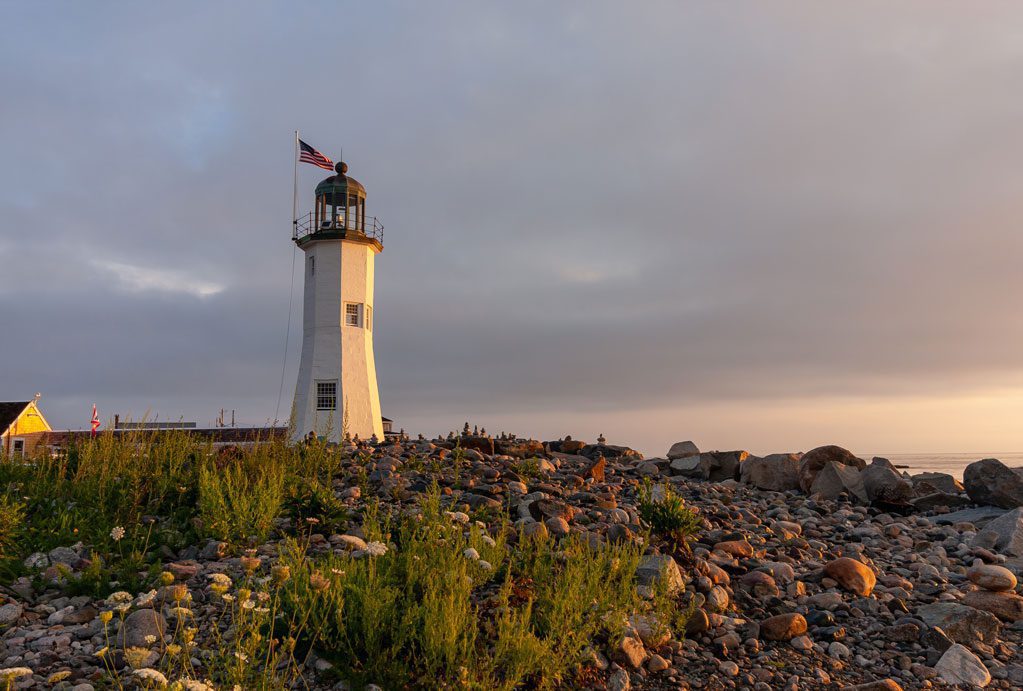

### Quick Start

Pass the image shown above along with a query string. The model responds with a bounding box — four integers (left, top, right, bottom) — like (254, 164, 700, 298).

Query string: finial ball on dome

(336, 161, 348, 175)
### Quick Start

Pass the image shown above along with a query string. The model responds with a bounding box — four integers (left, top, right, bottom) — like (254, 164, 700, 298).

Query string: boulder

(615, 635, 647, 669)
(458, 435, 494, 455)
(963, 458, 1023, 509)
(580, 444, 642, 461)
(911, 472, 963, 495)
(823, 557, 876, 596)
(931, 505, 1007, 527)
(0, 602, 23, 626)
(911, 492, 973, 511)
(759, 613, 807, 641)
(117, 608, 167, 648)
(798, 445, 866, 493)
(739, 453, 801, 492)
(810, 461, 868, 503)
(861, 458, 914, 504)
(972, 507, 1023, 557)
(636, 555, 685, 595)
(714, 539, 754, 558)
(699, 450, 749, 482)
(666, 441, 699, 460)
(962, 590, 1023, 622)
(967, 563, 1017, 592)
(917, 602, 1001, 645)
(669, 455, 702, 478)
(934, 643, 991, 688)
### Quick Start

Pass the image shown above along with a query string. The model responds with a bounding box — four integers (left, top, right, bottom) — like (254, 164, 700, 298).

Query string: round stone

(967, 563, 1017, 592)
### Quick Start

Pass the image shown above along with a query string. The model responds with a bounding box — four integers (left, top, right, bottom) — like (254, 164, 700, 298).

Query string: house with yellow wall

(1, 396, 52, 457)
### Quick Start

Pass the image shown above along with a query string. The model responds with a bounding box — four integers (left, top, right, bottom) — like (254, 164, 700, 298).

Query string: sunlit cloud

(93, 259, 224, 298)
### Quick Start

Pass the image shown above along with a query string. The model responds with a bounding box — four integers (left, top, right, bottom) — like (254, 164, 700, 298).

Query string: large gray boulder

(861, 457, 914, 504)
(963, 459, 1023, 509)
(973, 508, 1023, 557)
(669, 455, 702, 478)
(117, 608, 167, 648)
(934, 644, 991, 688)
(635, 555, 684, 595)
(809, 461, 868, 503)
(740, 453, 802, 492)
(798, 445, 866, 493)
(917, 602, 1001, 645)
(699, 450, 749, 482)
(666, 441, 699, 460)
(911, 472, 963, 496)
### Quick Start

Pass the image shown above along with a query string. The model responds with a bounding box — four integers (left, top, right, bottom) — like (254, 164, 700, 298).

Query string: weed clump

(638, 480, 702, 554)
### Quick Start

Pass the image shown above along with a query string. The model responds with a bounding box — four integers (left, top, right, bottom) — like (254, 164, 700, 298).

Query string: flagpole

(292, 130, 299, 238)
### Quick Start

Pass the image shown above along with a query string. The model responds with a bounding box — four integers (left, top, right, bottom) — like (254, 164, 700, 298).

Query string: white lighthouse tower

(291, 161, 384, 442)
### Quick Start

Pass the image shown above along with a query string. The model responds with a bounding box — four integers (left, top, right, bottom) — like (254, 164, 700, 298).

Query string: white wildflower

(135, 589, 157, 607)
(144, 634, 157, 645)
(234, 651, 249, 662)
(480, 535, 496, 547)
(207, 573, 232, 588)
(105, 591, 133, 605)
(241, 600, 255, 610)
(463, 547, 480, 560)
(479, 560, 493, 571)
(110, 526, 125, 541)
(133, 668, 168, 685)
(177, 680, 217, 691)
(365, 541, 388, 557)
(221, 593, 235, 602)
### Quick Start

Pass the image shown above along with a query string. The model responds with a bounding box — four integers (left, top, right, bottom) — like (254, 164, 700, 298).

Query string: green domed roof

(315, 174, 365, 205)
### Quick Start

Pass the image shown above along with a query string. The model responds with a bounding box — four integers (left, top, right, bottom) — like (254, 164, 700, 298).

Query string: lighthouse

(291, 161, 384, 442)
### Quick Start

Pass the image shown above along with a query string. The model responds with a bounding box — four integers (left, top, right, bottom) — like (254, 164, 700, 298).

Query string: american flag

(299, 139, 334, 171)
(90, 404, 100, 438)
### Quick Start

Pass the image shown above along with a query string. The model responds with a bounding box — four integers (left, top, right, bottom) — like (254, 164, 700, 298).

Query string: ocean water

(862, 452, 1023, 480)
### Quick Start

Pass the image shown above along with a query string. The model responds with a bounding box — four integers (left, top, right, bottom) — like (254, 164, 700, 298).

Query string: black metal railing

(293, 212, 384, 243)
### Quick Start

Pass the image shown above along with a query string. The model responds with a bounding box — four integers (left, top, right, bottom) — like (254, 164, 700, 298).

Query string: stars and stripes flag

(298, 139, 334, 171)
(91, 404, 100, 438)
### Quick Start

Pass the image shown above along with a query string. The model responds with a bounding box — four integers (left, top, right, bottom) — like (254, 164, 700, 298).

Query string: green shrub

(638, 480, 702, 552)
(0, 495, 24, 561)
(197, 458, 285, 544)
(279, 485, 656, 690)
(284, 475, 349, 532)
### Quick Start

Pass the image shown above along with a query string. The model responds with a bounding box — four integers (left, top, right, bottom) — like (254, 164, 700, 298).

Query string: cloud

(2, 2, 1022, 451)
(92, 260, 224, 298)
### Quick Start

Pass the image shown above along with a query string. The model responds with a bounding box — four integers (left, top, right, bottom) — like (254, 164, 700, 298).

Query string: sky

(2, 2, 1023, 457)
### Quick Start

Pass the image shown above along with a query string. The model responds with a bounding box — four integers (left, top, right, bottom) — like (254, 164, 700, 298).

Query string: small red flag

(91, 405, 100, 437)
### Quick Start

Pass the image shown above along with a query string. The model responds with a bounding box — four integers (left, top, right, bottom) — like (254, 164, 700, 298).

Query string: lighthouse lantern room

(291, 161, 384, 442)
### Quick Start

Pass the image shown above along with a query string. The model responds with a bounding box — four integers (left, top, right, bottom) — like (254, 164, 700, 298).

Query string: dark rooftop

(0, 402, 31, 435)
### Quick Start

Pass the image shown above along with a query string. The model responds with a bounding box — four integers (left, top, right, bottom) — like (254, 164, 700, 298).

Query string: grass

(637, 480, 702, 555)
(278, 483, 683, 690)
(0, 433, 696, 690)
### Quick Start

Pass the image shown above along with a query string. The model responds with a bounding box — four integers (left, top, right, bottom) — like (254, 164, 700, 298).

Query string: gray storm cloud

(1, 2, 1022, 450)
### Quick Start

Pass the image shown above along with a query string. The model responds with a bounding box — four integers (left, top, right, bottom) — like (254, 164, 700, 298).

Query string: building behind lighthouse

(291, 161, 384, 441)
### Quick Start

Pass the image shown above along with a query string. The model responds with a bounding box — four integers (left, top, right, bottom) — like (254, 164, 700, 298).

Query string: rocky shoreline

(1, 434, 1022, 689)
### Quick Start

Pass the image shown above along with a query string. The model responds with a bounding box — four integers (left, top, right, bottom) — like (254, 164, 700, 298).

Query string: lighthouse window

(345, 302, 363, 327)
(316, 381, 337, 410)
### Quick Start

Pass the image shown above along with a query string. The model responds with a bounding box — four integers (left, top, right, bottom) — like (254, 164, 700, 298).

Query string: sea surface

(862, 452, 1023, 480)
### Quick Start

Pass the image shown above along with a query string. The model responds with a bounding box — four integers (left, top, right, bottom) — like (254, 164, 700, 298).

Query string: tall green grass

(0, 431, 339, 591)
(279, 485, 681, 690)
